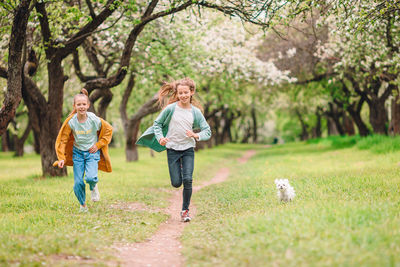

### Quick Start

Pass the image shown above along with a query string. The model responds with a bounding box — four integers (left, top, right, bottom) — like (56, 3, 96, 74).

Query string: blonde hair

(157, 77, 203, 111)
(69, 89, 90, 116)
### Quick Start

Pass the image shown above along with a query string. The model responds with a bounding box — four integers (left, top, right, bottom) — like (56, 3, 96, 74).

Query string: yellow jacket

(53, 114, 113, 172)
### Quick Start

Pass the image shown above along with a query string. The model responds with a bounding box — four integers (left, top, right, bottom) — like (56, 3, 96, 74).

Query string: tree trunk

(13, 121, 32, 157)
(0, 0, 31, 135)
(97, 89, 113, 119)
(212, 116, 222, 145)
(14, 135, 25, 157)
(346, 101, 370, 137)
(39, 60, 66, 176)
(251, 104, 257, 143)
(221, 118, 232, 144)
(119, 74, 160, 162)
(33, 129, 40, 154)
(125, 120, 140, 162)
(312, 107, 322, 138)
(368, 99, 388, 134)
(327, 117, 339, 136)
(328, 103, 345, 135)
(342, 113, 355, 136)
(1, 131, 10, 152)
(241, 122, 251, 143)
(295, 109, 309, 141)
(390, 94, 400, 135)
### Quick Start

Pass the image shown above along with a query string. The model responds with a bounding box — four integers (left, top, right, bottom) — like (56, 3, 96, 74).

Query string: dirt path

(114, 150, 256, 267)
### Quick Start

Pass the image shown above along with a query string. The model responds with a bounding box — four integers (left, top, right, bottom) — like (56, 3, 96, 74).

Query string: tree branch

(85, 0, 96, 19)
(84, 0, 195, 90)
(59, 0, 119, 59)
(35, 2, 54, 58)
(72, 50, 98, 82)
(83, 40, 104, 76)
(120, 73, 135, 126)
(127, 94, 159, 133)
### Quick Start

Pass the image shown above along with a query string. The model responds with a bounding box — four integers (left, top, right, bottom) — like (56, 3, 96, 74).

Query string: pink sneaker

(180, 210, 191, 222)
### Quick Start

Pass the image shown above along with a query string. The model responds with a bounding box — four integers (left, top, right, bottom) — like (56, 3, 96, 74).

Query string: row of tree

(0, 0, 288, 176)
(264, 0, 399, 140)
(0, 0, 399, 177)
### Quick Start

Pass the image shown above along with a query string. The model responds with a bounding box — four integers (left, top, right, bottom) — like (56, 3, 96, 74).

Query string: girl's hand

(159, 137, 169, 146)
(89, 145, 98, 153)
(186, 130, 199, 140)
(58, 160, 65, 168)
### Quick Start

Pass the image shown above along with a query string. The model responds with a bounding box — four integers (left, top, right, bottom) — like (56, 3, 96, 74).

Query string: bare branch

(85, 0, 96, 19)
(82, 40, 104, 76)
(72, 50, 98, 82)
(84, 0, 195, 90)
(59, 0, 119, 59)
(35, 2, 55, 57)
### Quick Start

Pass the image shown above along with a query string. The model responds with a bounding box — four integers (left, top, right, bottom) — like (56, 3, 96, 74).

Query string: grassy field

(183, 141, 400, 267)
(1, 139, 399, 266)
(0, 146, 235, 266)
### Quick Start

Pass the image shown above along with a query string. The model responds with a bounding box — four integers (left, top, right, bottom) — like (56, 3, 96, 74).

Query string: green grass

(182, 142, 400, 267)
(1, 141, 399, 266)
(308, 134, 400, 153)
(0, 146, 231, 266)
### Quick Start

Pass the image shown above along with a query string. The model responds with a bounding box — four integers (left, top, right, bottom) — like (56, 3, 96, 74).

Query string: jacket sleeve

(96, 119, 113, 149)
(196, 111, 211, 141)
(56, 123, 72, 161)
(153, 108, 169, 142)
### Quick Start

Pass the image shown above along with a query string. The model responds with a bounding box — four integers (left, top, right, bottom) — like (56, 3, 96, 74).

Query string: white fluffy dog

(274, 179, 295, 202)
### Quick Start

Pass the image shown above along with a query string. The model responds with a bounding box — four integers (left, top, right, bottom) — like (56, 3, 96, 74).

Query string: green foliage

(357, 135, 400, 153)
(307, 135, 361, 149)
(308, 134, 400, 153)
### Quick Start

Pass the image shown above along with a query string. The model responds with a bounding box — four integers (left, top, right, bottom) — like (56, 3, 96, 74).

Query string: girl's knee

(85, 176, 98, 183)
(183, 178, 192, 188)
(171, 181, 182, 188)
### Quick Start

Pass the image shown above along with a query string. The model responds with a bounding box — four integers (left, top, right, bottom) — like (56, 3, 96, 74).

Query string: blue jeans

(72, 146, 100, 205)
(167, 147, 194, 211)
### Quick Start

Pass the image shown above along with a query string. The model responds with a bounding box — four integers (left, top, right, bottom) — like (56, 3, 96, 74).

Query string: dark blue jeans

(166, 147, 194, 211)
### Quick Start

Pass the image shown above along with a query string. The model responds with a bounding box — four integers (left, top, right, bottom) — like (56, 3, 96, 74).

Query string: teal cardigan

(136, 102, 211, 152)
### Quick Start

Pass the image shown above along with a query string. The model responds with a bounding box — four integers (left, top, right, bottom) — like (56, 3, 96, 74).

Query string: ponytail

(157, 81, 177, 109)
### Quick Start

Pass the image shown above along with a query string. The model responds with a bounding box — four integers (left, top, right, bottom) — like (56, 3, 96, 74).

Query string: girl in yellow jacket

(54, 89, 113, 212)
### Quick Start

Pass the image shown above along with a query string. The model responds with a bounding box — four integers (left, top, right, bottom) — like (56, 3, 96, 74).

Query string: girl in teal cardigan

(137, 78, 211, 222)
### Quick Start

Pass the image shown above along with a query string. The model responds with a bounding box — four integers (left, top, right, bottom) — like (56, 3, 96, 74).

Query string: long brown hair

(157, 77, 203, 111)
(69, 89, 90, 116)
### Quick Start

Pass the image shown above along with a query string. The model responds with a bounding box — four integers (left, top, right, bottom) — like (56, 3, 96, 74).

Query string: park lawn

(0, 145, 234, 266)
(182, 142, 400, 267)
